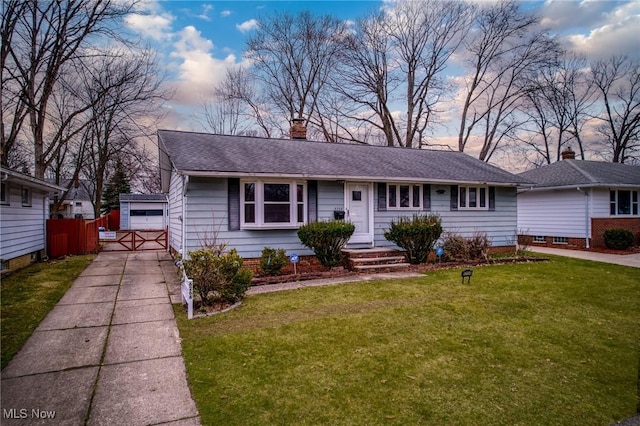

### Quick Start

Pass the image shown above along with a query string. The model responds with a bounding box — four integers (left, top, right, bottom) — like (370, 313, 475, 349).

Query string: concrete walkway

(1, 251, 200, 425)
(529, 246, 640, 268)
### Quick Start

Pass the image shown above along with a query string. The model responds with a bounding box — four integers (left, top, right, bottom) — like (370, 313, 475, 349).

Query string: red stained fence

(47, 215, 111, 258)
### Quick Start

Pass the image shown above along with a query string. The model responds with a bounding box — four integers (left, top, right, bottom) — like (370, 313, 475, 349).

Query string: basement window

(552, 237, 568, 245)
(532, 236, 546, 243)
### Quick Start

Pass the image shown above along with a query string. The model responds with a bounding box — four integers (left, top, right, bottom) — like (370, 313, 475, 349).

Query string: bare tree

(457, 0, 560, 161)
(519, 52, 595, 164)
(202, 67, 275, 137)
(0, 0, 137, 177)
(78, 50, 168, 217)
(245, 10, 349, 139)
(590, 55, 640, 163)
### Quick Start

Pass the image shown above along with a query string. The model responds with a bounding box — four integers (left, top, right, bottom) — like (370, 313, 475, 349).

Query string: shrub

(603, 228, 635, 250)
(467, 232, 490, 261)
(441, 232, 492, 261)
(259, 247, 288, 276)
(384, 214, 443, 264)
(183, 247, 253, 307)
(441, 233, 469, 262)
(297, 220, 355, 267)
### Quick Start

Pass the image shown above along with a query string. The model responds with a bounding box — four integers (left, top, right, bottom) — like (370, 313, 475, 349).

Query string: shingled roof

(158, 130, 529, 186)
(518, 160, 640, 189)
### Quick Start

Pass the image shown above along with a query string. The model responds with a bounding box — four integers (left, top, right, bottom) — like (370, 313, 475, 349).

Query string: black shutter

(450, 185, 458, 211)
(228, 178, 240, 230)
(307, 180, 318, 222)
(489, 186, 496, 211)
(377, 182, 387, 211)
(423, 184, 431, 211)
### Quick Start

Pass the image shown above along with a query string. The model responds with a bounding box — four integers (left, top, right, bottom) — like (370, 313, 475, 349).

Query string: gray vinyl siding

(374, 184, 517, 249)
(168, 169, 184, 254)
(184, 177, 315, 259)
(180, 177, 517, 259)
(0, 185, 47, 261)
(317, 181, 344, 221)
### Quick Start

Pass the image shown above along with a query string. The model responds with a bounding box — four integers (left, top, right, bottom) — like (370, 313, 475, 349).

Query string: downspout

(181, 175, 189, 258)
(576, 187, 590, 248)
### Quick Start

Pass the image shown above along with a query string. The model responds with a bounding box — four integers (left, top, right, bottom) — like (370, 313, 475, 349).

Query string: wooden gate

(100, 229, 168, 252)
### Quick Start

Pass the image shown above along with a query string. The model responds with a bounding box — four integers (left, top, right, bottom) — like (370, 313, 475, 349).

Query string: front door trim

(345, 181, 374, 246)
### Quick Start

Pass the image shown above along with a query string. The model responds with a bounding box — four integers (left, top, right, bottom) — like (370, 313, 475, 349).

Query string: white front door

(345, 182, 373, 245)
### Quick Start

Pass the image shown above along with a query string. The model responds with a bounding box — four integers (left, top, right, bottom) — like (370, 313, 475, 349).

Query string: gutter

(179, 170, 526, 187)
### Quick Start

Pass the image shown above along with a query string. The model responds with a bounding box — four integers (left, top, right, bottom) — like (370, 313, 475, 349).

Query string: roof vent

(561, 146, 575, 160)
(290, 118, 307, 140)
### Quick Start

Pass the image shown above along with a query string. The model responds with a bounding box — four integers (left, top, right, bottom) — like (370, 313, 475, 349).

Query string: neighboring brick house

(517, 149, 640, 249)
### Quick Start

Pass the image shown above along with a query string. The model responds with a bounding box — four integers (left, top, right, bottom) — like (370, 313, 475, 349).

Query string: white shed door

(129, 202, 165, 230)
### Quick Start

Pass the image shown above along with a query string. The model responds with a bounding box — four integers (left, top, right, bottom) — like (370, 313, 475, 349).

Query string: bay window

(241, 180, 306, 228)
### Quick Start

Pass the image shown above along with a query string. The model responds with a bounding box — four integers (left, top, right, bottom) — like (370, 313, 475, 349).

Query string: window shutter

(228, 178, 240, 230)
(450, 185, 458, 211)
(377, 182, 387, 211)
(307, 180, 318, 222)
(489, 186, 496, 211)
(423, 184, 431, 211)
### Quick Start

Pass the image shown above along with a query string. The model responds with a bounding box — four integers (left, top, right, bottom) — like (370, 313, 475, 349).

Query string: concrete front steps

(342, 248, 410, 273)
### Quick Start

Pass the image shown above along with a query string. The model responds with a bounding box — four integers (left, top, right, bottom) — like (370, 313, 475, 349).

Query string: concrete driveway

(529, 246, 640, 268)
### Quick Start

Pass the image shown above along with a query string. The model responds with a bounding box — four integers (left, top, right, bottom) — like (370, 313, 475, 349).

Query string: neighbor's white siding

(517, 188, 591, 238)
(168, 169, 185, 254)
(0, 185, 47, 261)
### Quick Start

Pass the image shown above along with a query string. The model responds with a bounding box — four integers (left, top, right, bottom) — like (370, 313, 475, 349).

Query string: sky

(124, 0, 640, 134)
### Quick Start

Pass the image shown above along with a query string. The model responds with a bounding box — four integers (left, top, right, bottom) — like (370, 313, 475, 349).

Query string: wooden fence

(47, 216, 109, 258)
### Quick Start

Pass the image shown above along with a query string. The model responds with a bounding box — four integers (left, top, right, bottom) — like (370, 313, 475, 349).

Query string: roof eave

(179, 170, 525, 187)
(1, 168, 65, 193)
(517, 183, 639, 192)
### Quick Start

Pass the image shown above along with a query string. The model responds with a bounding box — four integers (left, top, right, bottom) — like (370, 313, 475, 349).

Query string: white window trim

(1, 182, 9, 205)
(21, 186, 32, 207)
(552, 236, 568, 245)
(532, 236, 546, 243)
(387, 183, 422, 210)
(240, 179, 307, 229)
(610, 189, 639, 216)
(458, 185, 489, 210)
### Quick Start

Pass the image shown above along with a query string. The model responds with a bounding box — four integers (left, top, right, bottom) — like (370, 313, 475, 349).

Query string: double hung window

(458, 186, 489, 210)
(610, 190, 639, 216)
(387, 184, 422, 209)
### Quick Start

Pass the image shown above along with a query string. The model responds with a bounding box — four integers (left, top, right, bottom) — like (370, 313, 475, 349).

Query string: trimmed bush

(603, 228, 634, 250)
(384, 214, 443, 264)
(183, 247, 253, 307)
(259, 247, 288, 276)
(297, 220, 355, 267)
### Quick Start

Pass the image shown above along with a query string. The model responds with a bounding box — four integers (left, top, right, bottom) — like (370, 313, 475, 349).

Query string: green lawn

(1, 255, 95, 369)
(175, 256, 640, 425)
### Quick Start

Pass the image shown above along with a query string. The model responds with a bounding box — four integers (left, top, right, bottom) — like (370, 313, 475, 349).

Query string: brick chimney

(290, 118, 307, 140)
(561, 146, 575, 160)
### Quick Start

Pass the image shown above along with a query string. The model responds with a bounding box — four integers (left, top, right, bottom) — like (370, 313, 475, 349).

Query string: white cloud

(168, 26, 246, 106)
(221, 10, 232, 17)
(125, 12, 174, 41)
(236, 19, 259, 33)
(198, 4, 214, 21)
(541, 0, 640, 60)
